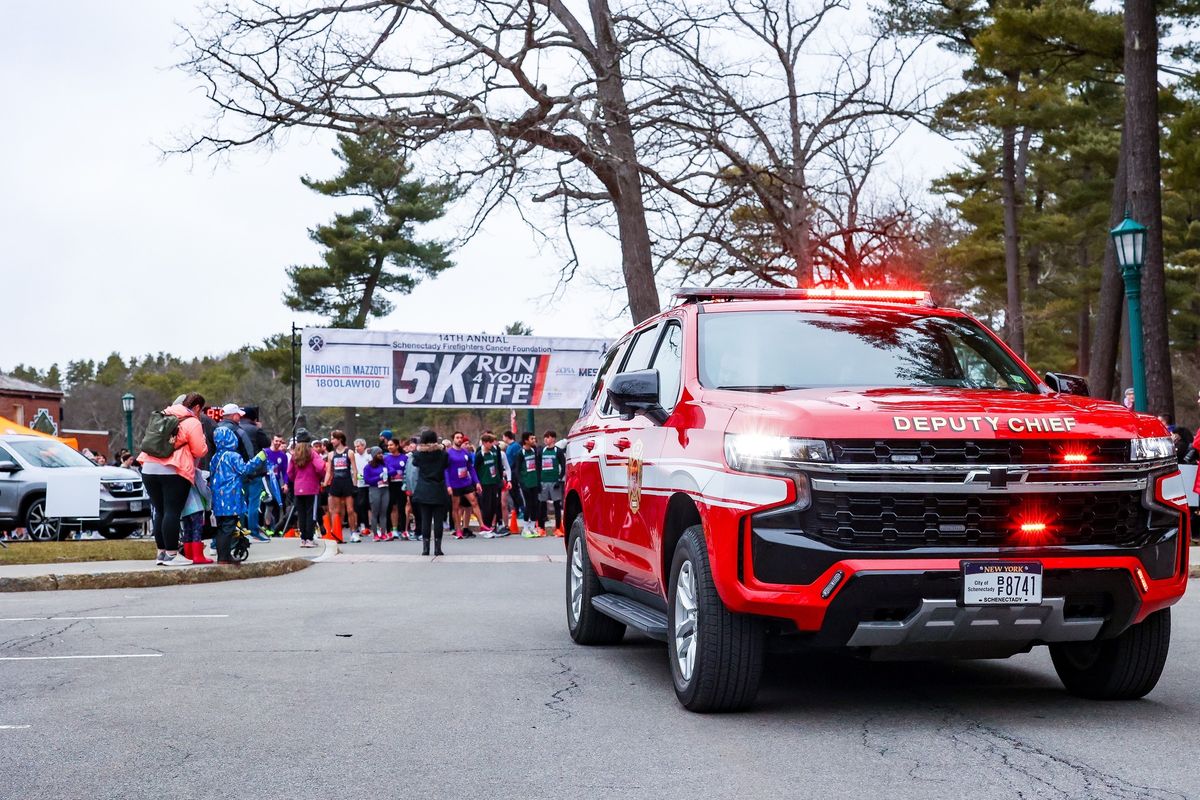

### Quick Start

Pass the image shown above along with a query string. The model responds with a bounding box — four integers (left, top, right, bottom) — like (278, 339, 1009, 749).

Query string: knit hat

(380, 429, 393, 439)
(295, 428, 313, 443)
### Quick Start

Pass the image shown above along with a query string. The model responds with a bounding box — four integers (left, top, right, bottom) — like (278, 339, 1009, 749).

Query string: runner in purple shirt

(444, 431, 490, 539)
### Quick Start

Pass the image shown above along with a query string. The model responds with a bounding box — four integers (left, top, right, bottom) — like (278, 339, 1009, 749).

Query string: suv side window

(602, 324, 660, 416)
(650, 322, 683, 412)
(582, 342, 625, 417)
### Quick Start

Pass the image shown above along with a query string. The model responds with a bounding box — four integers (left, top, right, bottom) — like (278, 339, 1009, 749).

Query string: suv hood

(721, 386, 1164, 440)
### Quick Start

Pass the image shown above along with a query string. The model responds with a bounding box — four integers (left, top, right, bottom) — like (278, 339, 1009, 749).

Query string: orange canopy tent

(0, 416, 79, 451)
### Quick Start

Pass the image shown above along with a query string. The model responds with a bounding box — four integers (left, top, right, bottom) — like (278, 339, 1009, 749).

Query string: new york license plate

(962, 561, 1043, 606)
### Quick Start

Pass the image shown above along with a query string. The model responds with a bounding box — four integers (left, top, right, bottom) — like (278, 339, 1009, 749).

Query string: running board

(592, 594, 669, 641)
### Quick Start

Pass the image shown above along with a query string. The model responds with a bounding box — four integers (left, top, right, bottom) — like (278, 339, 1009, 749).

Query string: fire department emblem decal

(627, 439, 645, 513)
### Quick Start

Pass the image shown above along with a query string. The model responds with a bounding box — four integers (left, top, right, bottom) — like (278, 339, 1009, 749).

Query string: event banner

(301, 328, 611, 409)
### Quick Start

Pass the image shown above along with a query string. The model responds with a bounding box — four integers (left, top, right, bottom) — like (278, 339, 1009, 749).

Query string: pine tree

(285, 130, 459, 329)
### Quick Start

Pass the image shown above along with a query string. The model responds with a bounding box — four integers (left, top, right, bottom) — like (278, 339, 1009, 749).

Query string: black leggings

(295, 494, 318, 541)
(415, 502, 445, 549)
(522, 485, 544, 527)
(144, 473, 191, 551)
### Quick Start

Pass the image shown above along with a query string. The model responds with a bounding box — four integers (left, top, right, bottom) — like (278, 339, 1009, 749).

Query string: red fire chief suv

(561, 288, 1189, 712)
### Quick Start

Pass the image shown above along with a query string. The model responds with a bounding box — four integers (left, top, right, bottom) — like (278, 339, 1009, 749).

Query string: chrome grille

(800, 490, 1146, 549)
(830, 439, 1132, 466)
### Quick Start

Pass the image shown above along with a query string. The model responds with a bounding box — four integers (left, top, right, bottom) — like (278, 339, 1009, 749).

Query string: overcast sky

(1, 1, 957, 373)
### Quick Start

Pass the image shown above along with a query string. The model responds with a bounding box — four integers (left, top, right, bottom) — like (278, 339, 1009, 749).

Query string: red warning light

(1011, 513, 1055, 545)
(1062, 453, 1089, 464)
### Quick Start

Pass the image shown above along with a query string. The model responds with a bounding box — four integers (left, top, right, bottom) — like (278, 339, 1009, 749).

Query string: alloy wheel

(569, 535, 584, 623)
(27, 500, 61, 542)
(673, 559, 698, 682)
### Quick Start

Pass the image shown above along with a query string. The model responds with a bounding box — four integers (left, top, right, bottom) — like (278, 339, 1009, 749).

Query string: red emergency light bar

(673, 287, 935, 306)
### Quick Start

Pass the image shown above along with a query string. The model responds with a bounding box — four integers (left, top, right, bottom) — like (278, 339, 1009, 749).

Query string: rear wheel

(566, 516, 625, 645)
(668, 525, 763, 712)
(24, 498, 64, 542)
(1050, 609, 1171, 700)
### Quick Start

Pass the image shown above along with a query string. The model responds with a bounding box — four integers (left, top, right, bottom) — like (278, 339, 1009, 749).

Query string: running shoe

(349, 531, 362, 543)
(479, 531, 496, 539)
(161, 553, 194, 567)
(492, 529, 510, 538)
(155, 550, 167, 565)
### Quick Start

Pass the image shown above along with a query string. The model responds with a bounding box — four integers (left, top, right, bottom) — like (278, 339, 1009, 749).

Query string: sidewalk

(0, 536, 333, 591)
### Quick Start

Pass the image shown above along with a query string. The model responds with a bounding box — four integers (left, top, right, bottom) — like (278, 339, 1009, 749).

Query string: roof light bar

(673, 287, 935, 307)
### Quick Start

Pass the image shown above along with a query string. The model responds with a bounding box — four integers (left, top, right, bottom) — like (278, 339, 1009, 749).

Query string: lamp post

(1110, 214, 1148, 412)
(121, 392, 136, 453)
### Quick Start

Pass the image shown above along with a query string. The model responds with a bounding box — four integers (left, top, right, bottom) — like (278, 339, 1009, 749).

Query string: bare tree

(623, 0, 929, 288)
(179, 0, 675, 322)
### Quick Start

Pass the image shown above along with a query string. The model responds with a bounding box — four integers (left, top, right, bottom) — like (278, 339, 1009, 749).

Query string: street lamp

(121, 392, 136, 453)
(1110, 214, 1148, 413)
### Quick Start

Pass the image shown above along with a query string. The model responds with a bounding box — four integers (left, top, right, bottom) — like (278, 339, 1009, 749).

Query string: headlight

(1130, 436, 1175, 461)
(724, 434, 831, 471)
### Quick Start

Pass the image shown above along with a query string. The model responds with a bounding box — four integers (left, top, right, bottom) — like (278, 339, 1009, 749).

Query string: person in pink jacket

(137, 392, 209, 566)
(287, 429, 327, 547)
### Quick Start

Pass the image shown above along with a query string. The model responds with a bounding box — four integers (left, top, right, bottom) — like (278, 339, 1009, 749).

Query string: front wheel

(668, 525, 763, 712)
(1050, 608, 1171, 700)
(24, 498, 64, 542)
(565, 516, 625, 645)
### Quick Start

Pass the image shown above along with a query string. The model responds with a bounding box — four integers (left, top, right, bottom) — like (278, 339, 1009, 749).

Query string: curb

(313, 538, 340, 563)
(0, 557, 313, 593)
(1191, 565, 1199, 579)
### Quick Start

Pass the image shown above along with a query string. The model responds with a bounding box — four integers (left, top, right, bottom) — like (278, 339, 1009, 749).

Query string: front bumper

(702, 507, 1188, 646)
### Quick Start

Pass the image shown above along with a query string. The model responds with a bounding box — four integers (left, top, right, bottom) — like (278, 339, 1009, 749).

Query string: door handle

(615, 438, 632, 452)
(584, 440, 596, 452)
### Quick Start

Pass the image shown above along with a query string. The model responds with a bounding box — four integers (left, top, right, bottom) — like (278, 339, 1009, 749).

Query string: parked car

(0, 434, 150, 541)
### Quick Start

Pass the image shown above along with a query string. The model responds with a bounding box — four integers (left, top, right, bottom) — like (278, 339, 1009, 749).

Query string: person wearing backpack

(137, 392, 209, 566)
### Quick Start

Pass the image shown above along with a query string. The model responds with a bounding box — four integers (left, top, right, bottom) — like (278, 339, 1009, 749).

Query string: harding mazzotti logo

(892, 415, 1078, 434)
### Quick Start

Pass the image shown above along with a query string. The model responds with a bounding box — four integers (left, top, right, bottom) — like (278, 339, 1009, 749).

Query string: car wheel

(668, 524, 764, 712)
(24, 498, 64, 542)
(1050, 608, 1171, 700)
(100, 527, 134, 540)
(566, 516, 626, 645)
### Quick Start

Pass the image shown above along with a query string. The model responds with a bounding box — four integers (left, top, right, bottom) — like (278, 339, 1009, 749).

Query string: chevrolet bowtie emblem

(970, 467, 1028, 489)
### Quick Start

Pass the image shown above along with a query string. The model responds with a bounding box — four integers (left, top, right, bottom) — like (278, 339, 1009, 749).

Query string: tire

(101, 527, 135, 540)
(668, 525, 764, 712)
(231, 538, 250, 563)
(24, 497, 64, 542)
(566, 516, 626, 645)
(1050, 608, 1171, 700)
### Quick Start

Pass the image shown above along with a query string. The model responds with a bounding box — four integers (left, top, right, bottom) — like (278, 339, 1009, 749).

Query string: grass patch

(0, 540, 156, 565)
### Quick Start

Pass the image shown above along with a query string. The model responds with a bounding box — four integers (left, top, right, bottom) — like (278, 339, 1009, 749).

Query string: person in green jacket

(538, 430, 566, 535)
(514, 432, 544, 536)
(474, 433, 507, 537)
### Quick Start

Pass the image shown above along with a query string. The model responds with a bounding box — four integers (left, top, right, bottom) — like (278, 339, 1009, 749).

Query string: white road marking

(0, 615, 229, 622)
(329, 554, 567, 564)
(0, 725, 31, 730)
(0, 654, 162, 662)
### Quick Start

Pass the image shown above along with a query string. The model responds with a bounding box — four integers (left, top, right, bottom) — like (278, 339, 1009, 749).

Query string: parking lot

(1, 542, 1197, 800)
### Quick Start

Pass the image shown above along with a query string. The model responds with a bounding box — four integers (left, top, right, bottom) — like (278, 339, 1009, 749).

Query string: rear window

(698, 310, 1038, 393)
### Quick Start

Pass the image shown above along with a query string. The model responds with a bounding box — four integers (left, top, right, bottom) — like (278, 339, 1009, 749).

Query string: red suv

(562, 288, 1189, 712)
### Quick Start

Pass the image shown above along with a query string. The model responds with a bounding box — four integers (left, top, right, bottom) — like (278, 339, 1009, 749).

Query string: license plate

(129, 501, 144, 512)
(962, 561, 1042, 606)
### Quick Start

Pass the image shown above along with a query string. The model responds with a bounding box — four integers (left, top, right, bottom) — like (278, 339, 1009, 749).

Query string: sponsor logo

(308, 334, 325, 353)
(892, 415, 1077, 434)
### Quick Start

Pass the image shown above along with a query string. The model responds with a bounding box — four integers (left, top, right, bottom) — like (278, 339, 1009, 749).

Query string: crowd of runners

(132, 393, 567, 565)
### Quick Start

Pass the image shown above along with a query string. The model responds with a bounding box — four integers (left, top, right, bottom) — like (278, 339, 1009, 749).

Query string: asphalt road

(2, 538, 1197, 800)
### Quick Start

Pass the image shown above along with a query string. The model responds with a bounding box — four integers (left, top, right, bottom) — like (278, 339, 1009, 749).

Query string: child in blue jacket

(211, 426, 266, 564)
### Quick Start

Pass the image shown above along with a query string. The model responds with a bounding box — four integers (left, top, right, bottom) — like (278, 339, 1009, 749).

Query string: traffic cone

(508, 510, 520, 534)
(283, 528, 298, 538)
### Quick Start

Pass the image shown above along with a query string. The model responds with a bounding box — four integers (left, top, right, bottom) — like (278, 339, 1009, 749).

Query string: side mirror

(0, 460, 20, 474)
(1045, 372, 1089, 397)
(608, 369, 669, 424)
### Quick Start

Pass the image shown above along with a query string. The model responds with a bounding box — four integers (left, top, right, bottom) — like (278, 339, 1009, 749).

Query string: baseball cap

(380, 429, 393, 439)
(221, 402, 245, 417)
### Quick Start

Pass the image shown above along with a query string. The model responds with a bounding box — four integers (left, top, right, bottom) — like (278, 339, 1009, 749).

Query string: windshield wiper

(716, 384, 804, 392)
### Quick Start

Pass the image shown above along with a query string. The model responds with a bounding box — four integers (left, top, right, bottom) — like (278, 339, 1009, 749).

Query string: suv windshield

(699, 310, 1038, 393)
(6, 439, 97, 468)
